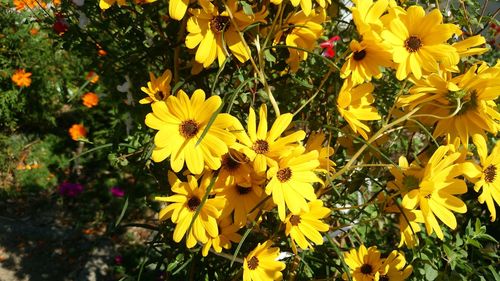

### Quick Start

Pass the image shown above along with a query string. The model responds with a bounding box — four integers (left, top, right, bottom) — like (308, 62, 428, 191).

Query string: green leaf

(425, 264, 438, 281)
(240, 1, 254, 15)
(264, 49, 276, 63)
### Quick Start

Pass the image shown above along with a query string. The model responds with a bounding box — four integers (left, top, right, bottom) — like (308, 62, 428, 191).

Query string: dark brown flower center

(289, 215, 301, 226)
(187, 196, 201, 211)
(210, 16, 230, 33)
(179, 120, 199, 139)
(379, 275, 389, 281)
(404, 36, 422, 52)
(236, 185, 252, 195)
(221, 153, 241, 172)
(353, 49, 366, 61)
(252, 140, 269, 154)
(154, 90, 166, 101)
(484, 164, 496, 183)
(360, 263, 373, 274)
(247, 256, 259, 270)
(277, 167, 292, 182)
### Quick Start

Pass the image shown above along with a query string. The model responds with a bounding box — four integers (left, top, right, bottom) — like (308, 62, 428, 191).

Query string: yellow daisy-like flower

(215, 149, 254, 188)
(401, 145, 468, 239)
(379, 250, 413, 280)
(466, 136, 500, 221)
(381, 6, 461, 80)
(266, 146, 320, 221)
(384, 198, 424, 249)
(99, 0, 126, 10)
(140, 69, 172, 104)
(271, 0, 330, 16)
(201, 217, 242, 256)
(337, 80, 381, 140)
(343, 245, 383, 281)
(155, 172, 225, 248)
(185, 0, 267, 68)
(233, 104, 306, 175)
(243, 240, 286, 281)
(304, 132, 335, 174)
(216, 177, 265, 226)
(351, 0, 389, 36)
(398, 61, 500, 146)
(340, 35, 393, 85)
(145, 89, 237, 174)
(284, 200, 330, 250)
(274, 9, 325, 72)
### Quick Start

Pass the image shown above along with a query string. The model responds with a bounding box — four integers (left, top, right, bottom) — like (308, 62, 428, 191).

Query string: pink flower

(110, 186, 125, 197)
(58, 182, 84, 197)
(319, 36, 341, 58)
(114, 255, 123, 265)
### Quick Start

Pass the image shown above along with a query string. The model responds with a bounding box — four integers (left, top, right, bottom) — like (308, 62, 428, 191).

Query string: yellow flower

(99, 0, 126, 10)
(467, 136, 500, 221)
(11, 69, 32, 88)
(140, 69, 172, 104)
(271, 0, 330, 16)
(379, 250, 413, 280)
(155, 172, 225, 248)
(145, 89, 237, 174)
(201, 217, 241, 256)
(284, 200, 330, 250)
(381, 6, 461, 80)
(343, 245, 383, 281)
(243, 240, 286, 281)
(337, 79, 381, 140)
(351, 0, 389, 35)
(398, 61, 500, 146)
(340, 35, 393, 85)
(401, 145, 468, 239)
(304, 132, 335, 175)
(266, 146, 320, 221)
(233, 104, 306, 175)
(384, 197, 424, 249)
(273, 9, 325, 72)
(185, 0, 267, 68)
(216, 176, 265, 226)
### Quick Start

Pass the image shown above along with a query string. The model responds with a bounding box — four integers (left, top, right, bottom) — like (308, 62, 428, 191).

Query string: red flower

(53, 14, 69, 35)
(319, 35, 341, 58)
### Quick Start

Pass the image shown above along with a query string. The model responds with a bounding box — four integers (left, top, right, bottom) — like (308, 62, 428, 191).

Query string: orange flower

(13, 0, 46, 10)
(30, 28, 39, 35)
(11, 69, 32, 87)
(85, 71, 99, 84)
(98, 49, 107, 57)
(82, 92, 99, 108)
(68, 124, 87, 141)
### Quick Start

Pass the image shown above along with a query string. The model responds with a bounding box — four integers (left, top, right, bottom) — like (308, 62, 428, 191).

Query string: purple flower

(58, 182, 84, 197)
(114, 255, 123, 265)
(110, 186, 125, 197)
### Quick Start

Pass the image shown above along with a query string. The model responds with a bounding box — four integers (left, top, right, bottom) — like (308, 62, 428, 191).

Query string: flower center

(353, 49, 366, 61)
(289, 215, 301, 226)
(402, 175, 419, 191)
(404, 36, 422, 52)
(179, 120, 199, 139)
(277, 167, 292, 182)
(360, 263, 373, 274)
(210, 16, 230, 33)
(154, 90, 166, 101)
(247, 256, 259, 270)
(221, 153, 241, 172)
(252, 140, 269, 154)
(484, 164, 496, 183)
(187, 196, 201, 211)
(236, 185, 252, 195)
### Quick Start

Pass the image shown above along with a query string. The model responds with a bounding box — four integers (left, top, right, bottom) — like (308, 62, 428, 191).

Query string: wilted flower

(85, 71, 99, 83)
(53, 14, 70, 35)
(58, 182, 84, 197)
